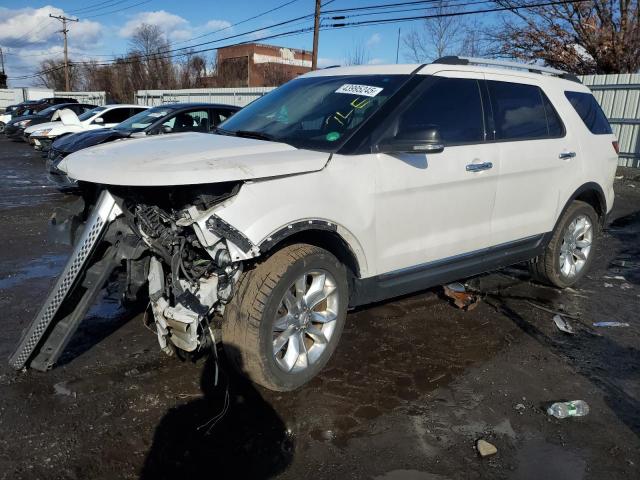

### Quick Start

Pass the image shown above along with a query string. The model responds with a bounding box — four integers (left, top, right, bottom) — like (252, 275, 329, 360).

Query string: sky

(0, 0, 497, 87)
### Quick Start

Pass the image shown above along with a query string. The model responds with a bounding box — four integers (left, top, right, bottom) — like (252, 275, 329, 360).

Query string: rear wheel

(529, 201, 599, 288)
(222, 244, 348, 391)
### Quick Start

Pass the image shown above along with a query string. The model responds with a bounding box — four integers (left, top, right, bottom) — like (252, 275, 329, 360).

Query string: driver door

(374, 71, 498, 276)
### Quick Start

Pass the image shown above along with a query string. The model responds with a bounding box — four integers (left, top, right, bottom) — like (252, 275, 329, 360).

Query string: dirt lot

(0, 135, 638, 480)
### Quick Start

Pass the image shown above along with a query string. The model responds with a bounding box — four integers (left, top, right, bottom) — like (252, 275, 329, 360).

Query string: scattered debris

(525, 301, 580, 319)
(443, 282, 480, 310)
(604, 275, 627, 281)
(621, 283, 632, 290)
(552, 314, 575, 334)
(547, 400, 589, 418)
(593, 321, 630, 328)
(515, 403, 526, 411)
(476, 439, 498, 457)
(53, 382, 76, 398)
(604, 283, 614, 288)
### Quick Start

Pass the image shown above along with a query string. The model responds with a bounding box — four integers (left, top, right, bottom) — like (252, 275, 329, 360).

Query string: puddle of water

(0, 253, 66, 290)
(510, 439, 586, 480)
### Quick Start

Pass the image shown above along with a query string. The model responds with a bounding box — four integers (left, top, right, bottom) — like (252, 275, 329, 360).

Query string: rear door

(373, 71, 498, 274)
(484, 75, 577, 244)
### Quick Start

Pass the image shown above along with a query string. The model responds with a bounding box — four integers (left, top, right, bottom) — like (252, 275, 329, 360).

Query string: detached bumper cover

(9, 190, 122, 370)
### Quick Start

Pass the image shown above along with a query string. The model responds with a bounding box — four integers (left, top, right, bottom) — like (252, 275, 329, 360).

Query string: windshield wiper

(232, 130, 275, 141)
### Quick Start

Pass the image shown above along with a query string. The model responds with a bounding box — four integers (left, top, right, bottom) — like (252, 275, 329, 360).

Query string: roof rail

(432, 56, 581, 83)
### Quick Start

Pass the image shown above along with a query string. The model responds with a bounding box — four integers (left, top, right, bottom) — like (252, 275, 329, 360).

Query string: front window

(37, 105, 59, 117)
(218, 75, 409, 151)
(78, 106, 106, 122)
(115, 106, 176, 132)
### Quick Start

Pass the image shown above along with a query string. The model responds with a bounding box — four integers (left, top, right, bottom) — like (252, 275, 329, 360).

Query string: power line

(8, 0, 589, 80)
(172, 0, 303, 47)
(84, 0, 154, 19)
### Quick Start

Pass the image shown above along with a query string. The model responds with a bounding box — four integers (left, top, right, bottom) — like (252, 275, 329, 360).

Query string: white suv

(11, 57, 618, 391)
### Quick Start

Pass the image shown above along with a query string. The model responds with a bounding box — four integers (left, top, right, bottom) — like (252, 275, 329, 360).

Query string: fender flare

(258, 219, 368, 277)
(555, 182, 607, 231)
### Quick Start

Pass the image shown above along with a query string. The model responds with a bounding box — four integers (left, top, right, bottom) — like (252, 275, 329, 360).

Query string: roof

(301, 59, 589, 90)
(153, 102, 240, 110)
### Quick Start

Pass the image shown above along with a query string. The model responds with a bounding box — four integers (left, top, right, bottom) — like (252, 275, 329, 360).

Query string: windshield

(37, 105, 60, 117)
(78, 106, 106, 121)
(114, 106, 176, 132)
(219, 74, 409, 151)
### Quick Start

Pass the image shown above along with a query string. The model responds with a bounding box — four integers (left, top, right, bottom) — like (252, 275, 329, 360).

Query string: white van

(11, 57, 618, 391)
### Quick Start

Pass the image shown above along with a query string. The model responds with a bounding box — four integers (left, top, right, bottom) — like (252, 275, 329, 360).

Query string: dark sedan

(47, 102, 240, 189)
(5, 103, 97, 141)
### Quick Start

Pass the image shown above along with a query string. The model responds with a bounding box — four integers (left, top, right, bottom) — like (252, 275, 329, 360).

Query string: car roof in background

(154, 102, 240, 110)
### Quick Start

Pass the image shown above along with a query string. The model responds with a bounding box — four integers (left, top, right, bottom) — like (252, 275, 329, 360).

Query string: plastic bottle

(547, 400, 590, 418)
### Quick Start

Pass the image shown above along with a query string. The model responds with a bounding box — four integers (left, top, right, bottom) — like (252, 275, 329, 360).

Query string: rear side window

(387, 77, 485, 145)
(487, 81, 560, 140)
(100, 108, 135, 124)
(565, 91, 612, 134)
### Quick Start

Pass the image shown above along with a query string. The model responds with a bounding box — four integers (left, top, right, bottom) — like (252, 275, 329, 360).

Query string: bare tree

(344, 41, 370, 66)
(489, 0, 640, 73)
(38, 58, 79, 90)
(403, 0, 472, 61)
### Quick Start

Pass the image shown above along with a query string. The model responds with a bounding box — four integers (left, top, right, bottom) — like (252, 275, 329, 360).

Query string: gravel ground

(0, 136, 638, 480)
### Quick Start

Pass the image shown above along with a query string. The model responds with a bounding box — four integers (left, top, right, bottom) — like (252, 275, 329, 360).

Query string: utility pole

(49, 13, 79, 92)
(311, 0, 321, 70)
(396, 28, 401, 64)
(0, 47, 6, 89)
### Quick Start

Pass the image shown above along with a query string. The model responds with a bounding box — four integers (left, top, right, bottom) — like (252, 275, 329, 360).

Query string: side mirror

(93, 117, 104, 124)
(379, 127, 445, 154)
(161, 125, 173, 134)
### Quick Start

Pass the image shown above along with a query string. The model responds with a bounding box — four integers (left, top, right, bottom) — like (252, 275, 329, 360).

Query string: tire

(222, 243, 348, 391)
(529, 200, 599, 288)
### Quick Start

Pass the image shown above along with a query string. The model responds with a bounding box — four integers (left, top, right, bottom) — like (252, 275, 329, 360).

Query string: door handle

(559, 151, 576, 160)
(466, 162, 493, 172)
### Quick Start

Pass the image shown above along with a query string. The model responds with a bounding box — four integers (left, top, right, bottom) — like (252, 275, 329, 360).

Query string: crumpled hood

(58, 108, 81, 125)
(53, 128, 130, 153)
(60, 132, 331, 186)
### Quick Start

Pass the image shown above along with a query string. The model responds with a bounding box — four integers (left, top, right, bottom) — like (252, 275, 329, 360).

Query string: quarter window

(564, 91, 612, 134)
(100, 108, 135, 124)
(385, 77, 485, 145)
(487, 81, 552, 140)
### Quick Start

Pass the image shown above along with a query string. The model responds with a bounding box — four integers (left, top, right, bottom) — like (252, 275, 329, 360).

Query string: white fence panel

(136, 87, 275, 107)
(581, 74, 640, 168)
(54, 91, 107, 106)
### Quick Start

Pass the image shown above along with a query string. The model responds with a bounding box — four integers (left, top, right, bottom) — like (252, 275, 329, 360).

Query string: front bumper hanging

(9, 190, 122, 371)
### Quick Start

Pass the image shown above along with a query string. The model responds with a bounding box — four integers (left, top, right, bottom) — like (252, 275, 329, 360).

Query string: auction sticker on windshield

(335, 84, 383, 97)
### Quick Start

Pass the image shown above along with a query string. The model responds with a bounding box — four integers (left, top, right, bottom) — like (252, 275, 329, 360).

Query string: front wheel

(222, 244, 348, 391)
(529, 200, 599, 288)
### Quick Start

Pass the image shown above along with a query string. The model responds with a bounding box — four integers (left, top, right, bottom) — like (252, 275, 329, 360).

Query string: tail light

(612, 140, 620, 155)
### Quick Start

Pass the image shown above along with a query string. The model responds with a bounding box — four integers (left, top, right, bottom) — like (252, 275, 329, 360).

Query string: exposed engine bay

(10, 181, 254, 371)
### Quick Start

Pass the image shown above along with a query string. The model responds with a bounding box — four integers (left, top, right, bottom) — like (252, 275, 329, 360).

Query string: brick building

(216, 43, 312, 87)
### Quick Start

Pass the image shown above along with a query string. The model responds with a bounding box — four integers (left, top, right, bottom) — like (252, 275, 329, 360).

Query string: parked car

(25, 104, 148, 152)
(4, 103, 97, 141)
(46, 102, 239, 188)
(0, 101, 39, 132)
(10, 58, 618, 392)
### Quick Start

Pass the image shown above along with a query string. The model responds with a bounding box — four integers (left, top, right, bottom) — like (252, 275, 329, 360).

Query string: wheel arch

(258, 220, 366, 285)
(557, 182, 607, 229)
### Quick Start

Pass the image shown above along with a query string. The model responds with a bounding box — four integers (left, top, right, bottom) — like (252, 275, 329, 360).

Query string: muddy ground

(0, 135, 638, 480)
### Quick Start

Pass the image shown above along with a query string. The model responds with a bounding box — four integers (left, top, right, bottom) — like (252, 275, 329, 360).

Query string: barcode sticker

(335, 84, 383, 97)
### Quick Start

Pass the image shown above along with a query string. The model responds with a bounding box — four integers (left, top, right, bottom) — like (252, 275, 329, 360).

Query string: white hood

(0, 113, 11, 124)
(58, 108, 81, 125)
(60, 132, 331, 186)
(25, 120, 60, 135)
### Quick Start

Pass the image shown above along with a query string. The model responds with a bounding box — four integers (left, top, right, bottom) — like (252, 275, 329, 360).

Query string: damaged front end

(10, 182, 252, 371)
